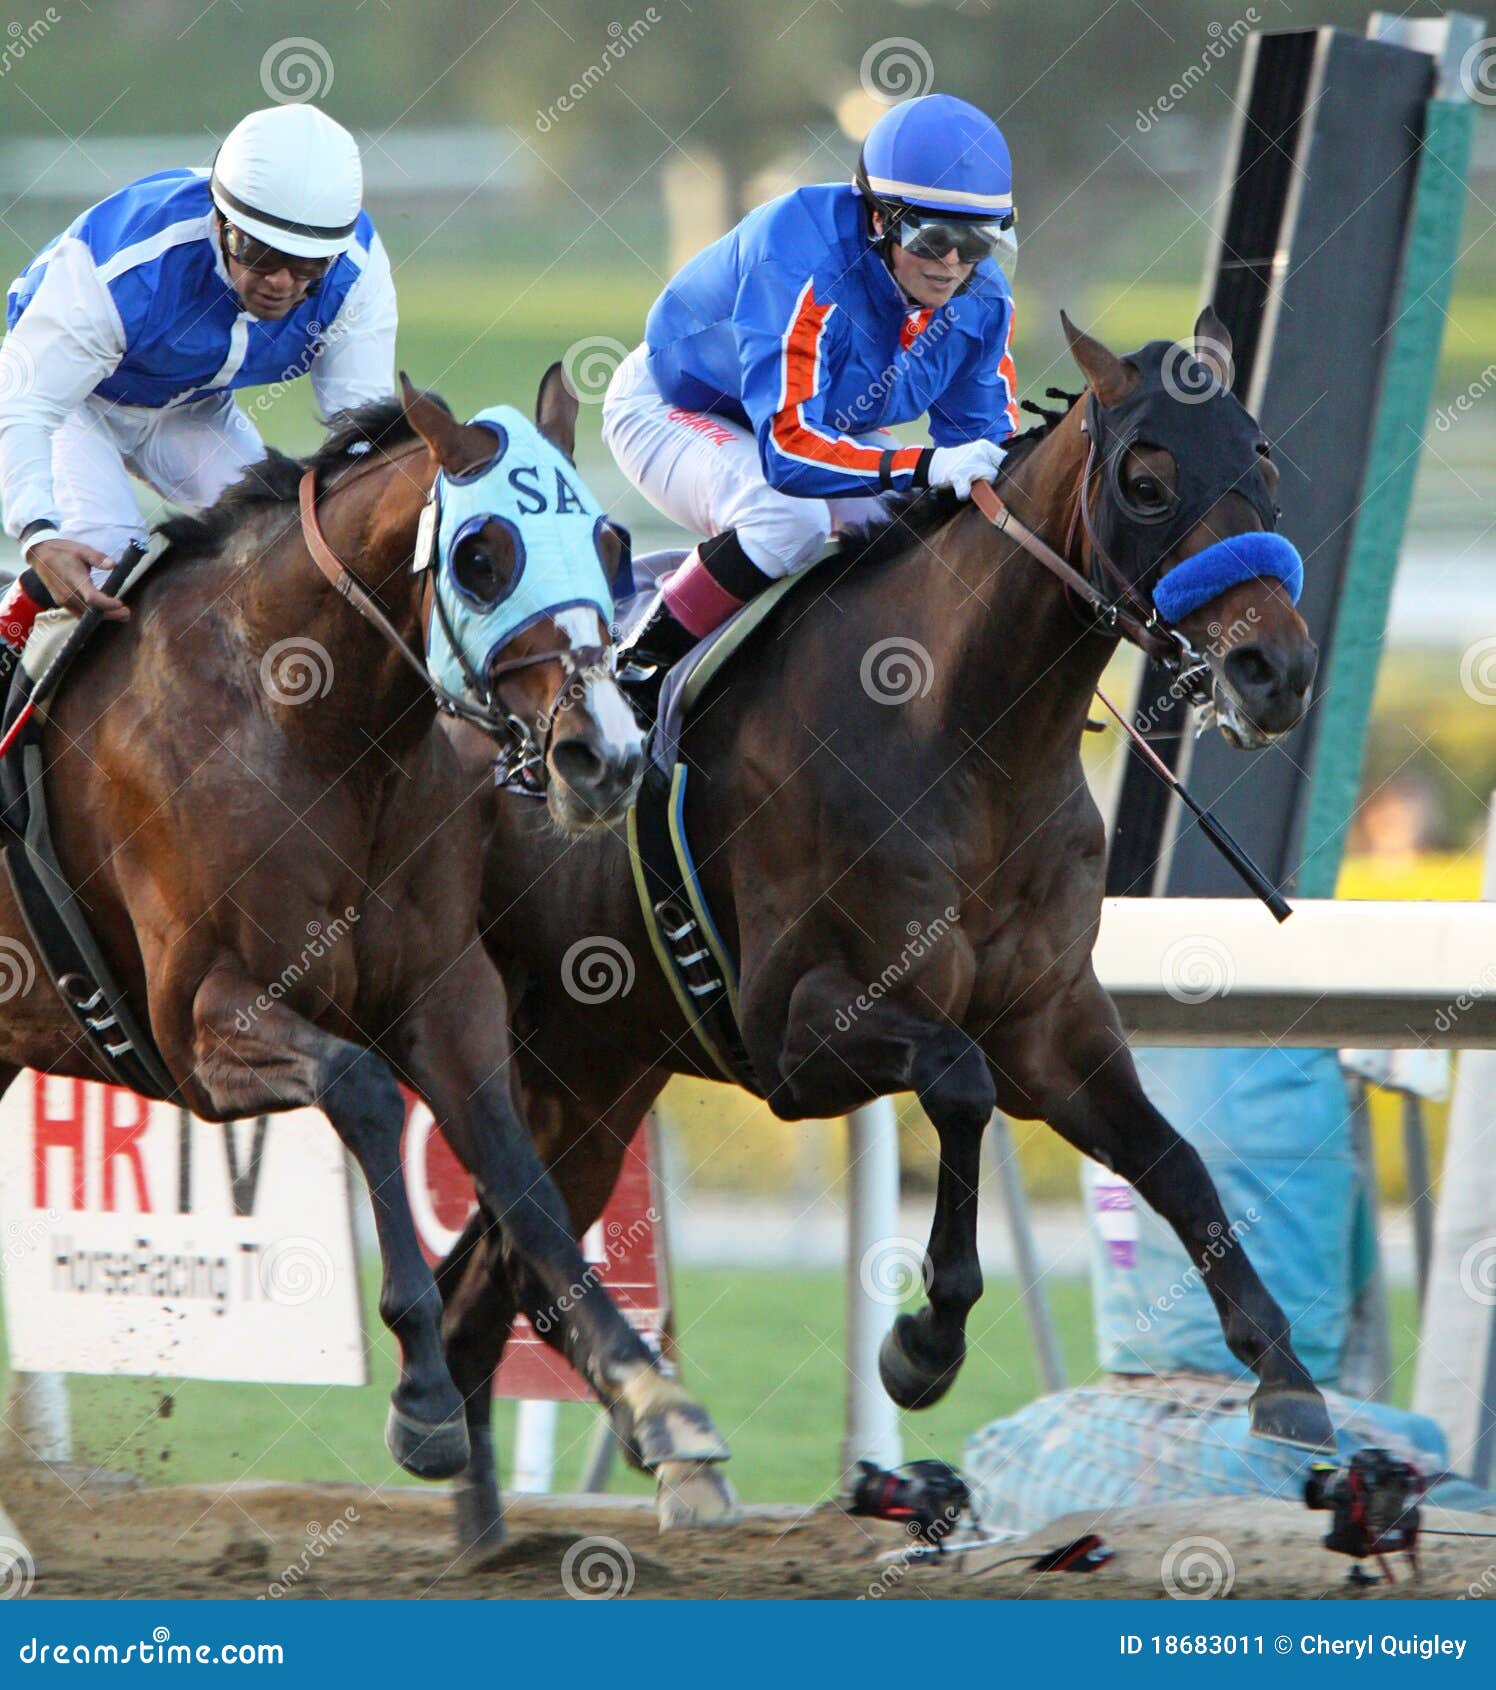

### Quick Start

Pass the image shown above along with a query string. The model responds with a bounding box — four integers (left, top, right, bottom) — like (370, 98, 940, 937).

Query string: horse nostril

(1223, 643, 1278, 699)
(551, 737, 606, 790)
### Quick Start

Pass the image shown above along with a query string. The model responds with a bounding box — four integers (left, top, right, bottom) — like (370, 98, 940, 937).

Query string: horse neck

(244, 455, 434, 755)
(930, 406, 1120, 750)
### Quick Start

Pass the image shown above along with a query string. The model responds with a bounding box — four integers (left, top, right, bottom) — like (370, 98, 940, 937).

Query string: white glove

(927, 439, 1007, 500)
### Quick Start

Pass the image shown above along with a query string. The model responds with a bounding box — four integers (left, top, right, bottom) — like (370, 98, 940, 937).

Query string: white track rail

(1094, 898, 1496, 1047)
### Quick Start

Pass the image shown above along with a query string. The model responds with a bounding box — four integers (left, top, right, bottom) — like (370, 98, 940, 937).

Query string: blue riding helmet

(857, 93, 1013, 219)
(418, 405, 617, 702)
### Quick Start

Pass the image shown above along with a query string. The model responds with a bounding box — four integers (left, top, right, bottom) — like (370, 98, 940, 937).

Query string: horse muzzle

(1211, 635, 1318, 746)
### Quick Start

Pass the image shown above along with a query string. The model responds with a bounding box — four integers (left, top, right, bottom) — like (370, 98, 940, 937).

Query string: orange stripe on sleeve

(770, 281, 922, 479)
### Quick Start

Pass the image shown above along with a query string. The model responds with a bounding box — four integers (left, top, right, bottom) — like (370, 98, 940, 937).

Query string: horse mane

(836, 388, 1078, 571)
(157, 394, 439, 561)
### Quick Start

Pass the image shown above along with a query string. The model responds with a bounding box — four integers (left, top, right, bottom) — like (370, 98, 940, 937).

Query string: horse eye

(454, 539, 503, 603)
(1132, 476, 1165, 507)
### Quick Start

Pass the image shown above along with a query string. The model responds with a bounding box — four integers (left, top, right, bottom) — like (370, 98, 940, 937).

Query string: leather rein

(296, 440, 611, 795)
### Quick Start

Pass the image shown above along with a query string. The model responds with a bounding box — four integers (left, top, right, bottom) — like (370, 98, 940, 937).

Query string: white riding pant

(50, 390, 265, 566)
(602, 344, 898, 580)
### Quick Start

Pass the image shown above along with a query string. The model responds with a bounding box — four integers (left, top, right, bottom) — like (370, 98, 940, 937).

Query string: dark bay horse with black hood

(437, 310, 1332, 1540)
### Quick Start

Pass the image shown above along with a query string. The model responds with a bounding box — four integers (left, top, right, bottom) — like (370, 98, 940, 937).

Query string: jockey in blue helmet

(605, 92, 1018, 684)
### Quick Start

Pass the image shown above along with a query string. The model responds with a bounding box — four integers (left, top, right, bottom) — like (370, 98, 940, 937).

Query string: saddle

(624, 539, 842, 1094)
(0, 542, 178, 1096)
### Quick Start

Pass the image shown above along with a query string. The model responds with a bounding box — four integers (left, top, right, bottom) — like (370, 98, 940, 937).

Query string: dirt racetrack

(4, 1470, 1495, 1600)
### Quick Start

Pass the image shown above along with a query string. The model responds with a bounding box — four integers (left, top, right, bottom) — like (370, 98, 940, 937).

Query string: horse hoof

(878, 1313, 963, 1411)
(655, 1460, 740, 1531)
(619, 1372, 731, 1470)
(385, 1403, 471, 1480)
(1249, 1385, 1336, 1453)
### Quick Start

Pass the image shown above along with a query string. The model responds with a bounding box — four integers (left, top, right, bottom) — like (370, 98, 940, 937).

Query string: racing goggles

(894, 209, 1015, 266)
(222, 222, 332, 282)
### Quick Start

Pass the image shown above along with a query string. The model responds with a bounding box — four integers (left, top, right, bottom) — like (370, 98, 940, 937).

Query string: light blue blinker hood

(421, 405, 616, 699)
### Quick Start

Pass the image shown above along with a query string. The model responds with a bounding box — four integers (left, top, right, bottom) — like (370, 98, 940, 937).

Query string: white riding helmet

(210, 105, 363, 259)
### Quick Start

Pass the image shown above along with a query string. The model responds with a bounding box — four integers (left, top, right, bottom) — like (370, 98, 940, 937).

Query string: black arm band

(18, 567, 56, 610)
(911, 448, 934, 491)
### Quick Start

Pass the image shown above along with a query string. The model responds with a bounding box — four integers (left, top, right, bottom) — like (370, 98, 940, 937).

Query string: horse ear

(400, 371, 493, 476)
(1193, 305, 1233, 388)
(535, 360, 579, 460)
(1060, 310, 1135, 407)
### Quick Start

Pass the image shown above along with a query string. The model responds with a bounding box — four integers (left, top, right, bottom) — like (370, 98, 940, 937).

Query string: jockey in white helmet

(0, 103, 396, 671)
(605, 92, 1018, 695)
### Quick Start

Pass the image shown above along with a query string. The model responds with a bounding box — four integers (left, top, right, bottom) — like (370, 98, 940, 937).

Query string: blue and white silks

(421, 405, 617, 700)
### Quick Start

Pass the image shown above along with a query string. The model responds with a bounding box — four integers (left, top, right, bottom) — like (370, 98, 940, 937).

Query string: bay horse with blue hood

(435, 311, 1331, 1540)
(0, 365, 730, 1519)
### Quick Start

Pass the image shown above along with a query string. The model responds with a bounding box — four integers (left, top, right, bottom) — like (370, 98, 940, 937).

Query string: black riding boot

(616, 592, 701, 724)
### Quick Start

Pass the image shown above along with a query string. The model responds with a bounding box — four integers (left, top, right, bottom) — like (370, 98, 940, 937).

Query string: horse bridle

(296, 441, 614, 795)
(970, 404, 1235, 710)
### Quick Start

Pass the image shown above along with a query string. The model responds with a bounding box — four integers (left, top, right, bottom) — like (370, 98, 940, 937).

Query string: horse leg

(1025, 978, 1334, 1451)
(403, 955, 730, 1499)
(766, 970, 996, 1410)
(190, 968, 468, 1478)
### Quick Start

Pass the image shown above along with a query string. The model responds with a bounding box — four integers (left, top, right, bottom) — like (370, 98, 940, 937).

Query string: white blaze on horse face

(553, 607, 643, 762)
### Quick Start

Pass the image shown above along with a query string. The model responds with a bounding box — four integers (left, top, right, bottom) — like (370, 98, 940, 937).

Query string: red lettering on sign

(101, 1086, 152, 1212)
(32, 1071, 85, 1209)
